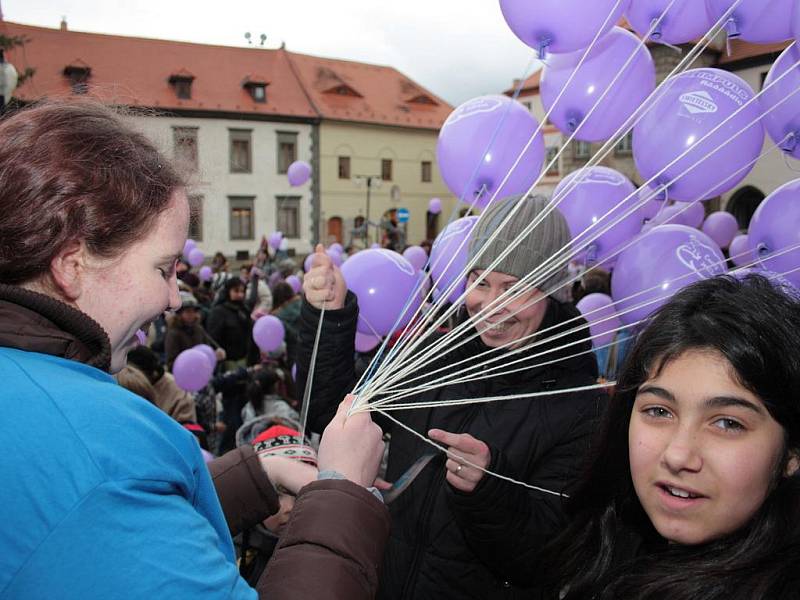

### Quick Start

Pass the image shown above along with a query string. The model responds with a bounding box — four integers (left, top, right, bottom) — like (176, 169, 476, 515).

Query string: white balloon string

(360, 139, 794, 404)
(371, 408, 577, 497)
(366, 239, 800, 407)
(358, 5, 744, 396)
(362, 1, 630, 388)
(299, 301, 325, 442)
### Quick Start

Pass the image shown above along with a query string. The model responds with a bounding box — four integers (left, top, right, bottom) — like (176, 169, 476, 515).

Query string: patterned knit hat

(252, 425, 317, 466)
(468, 194, 572, 293)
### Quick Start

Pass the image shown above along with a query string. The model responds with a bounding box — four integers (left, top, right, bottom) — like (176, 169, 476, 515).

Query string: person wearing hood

(164, 291, 224, 371)
(300, 194, 604, 599)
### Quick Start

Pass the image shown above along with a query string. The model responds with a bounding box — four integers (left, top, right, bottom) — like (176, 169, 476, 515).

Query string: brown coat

(210, 446, 391, 599)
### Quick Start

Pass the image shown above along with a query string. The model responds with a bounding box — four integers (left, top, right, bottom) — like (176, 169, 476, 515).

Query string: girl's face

(629, 349, 789, 545)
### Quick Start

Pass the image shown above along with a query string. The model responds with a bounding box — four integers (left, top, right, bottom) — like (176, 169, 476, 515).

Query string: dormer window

(407, 94, 438, 106)
(63, 61, 91, 95)
(243, 76, 269, 103)
(324, 84, 362, 98)
(168, 70, 195, 100)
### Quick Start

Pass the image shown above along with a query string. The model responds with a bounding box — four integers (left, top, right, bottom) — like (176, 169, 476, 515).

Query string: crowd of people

(2, 99, 799, 600)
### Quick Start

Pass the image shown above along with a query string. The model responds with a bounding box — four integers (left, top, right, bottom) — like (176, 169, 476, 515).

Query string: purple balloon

(355, 332, 381, 353)
(702, 211, 739, 249)
(183, 239, 197, 260)
(428, 197, 442, 215)
(370, 243, 381, 249)
(576, 293, 622, 347)
(676, 201, 705, 229)
(554, 167, 640, 265)
(429, 216, 480, 303)
(340, 249, 422, 336)
(326, 248, 343, 267)
(198, 265, 213, 282)
(747, 179, 800, 286)
(287, 160, 312, 186)
(633, 68, 764, 202)
(135, 329, 147, 346)
(329, 243, 344, 254)
(268, 231, 283, 250)
(626, 0, 714, 44)
(638, 187, 666, 221)
(187, 247, 205, 268)
(437, 95, 545, 209)
(729, 234, 752, 267)
(650, 203, 692, 228)
(760, 46, 800, 160)
(286, 274, 302, 294)
(403, 246, 428, 272)
(201, 448, 215, 464)
(253, 315, 286, 353)
(268, 271, 283, 289)
(173, 348, 214, 392)
(303, 253, 315, 273)
(707, 0, 794, 44)
(611, 225, 726, 325)
(541, 27, 656, 143)
(500, 0, 631, 55)
(194, 344, 217, 368)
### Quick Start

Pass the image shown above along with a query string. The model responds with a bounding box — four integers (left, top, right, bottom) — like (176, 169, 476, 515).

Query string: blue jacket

(0, 348, 256, 599)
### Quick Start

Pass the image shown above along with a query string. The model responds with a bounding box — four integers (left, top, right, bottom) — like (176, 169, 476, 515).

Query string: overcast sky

(6, 0, 542, 106)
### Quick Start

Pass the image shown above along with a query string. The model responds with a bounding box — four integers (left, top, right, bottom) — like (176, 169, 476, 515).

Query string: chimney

(60, 16, 68, 32)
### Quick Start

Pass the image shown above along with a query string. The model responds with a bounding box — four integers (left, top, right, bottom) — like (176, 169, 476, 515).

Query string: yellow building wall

(318, 120, 458, 248)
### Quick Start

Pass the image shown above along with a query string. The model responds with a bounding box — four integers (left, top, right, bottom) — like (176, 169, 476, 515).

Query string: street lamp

(354, 175, 381, 245)
(0, 49, 18, 114)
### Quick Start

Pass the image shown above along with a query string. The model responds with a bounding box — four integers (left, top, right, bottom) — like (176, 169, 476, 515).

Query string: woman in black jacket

(299, 194, 605, 599)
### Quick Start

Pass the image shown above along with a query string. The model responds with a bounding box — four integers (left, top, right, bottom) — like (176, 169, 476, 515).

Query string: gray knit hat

(468, 194, 572, 293)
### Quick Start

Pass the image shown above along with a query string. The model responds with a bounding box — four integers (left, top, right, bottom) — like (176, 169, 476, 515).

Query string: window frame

(277, 131, 298, 175)
(229, 196, 255, 240)
(275, 195, 302, 239)
(229, 129, 253, 174)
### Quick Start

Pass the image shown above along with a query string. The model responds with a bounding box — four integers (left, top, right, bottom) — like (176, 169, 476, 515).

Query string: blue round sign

(397, 208, 410, 223)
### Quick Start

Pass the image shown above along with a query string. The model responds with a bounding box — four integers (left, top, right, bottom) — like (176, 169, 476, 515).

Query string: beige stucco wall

(318, 120, 457, 248)
(133, 114, 315, 259)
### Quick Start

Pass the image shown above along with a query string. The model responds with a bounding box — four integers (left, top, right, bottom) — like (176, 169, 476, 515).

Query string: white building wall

(132, 115, 314, 260)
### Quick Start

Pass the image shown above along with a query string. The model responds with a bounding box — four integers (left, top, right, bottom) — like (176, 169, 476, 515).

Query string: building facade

(6, 19, 457, 261)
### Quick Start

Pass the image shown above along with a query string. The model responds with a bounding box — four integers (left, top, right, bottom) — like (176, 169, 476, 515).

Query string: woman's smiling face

(629, 349, 789, 545)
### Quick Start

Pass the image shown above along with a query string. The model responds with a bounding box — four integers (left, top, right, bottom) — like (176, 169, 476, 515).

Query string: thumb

(312, 244, 332, 269)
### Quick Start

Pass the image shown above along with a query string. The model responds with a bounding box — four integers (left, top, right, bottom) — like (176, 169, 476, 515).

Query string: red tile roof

(285, 51, 452, 129)
(4, 21, 452, 128)
(503, 70, 542, 96)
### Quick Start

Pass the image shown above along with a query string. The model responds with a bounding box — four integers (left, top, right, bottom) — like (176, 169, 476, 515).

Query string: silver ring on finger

(455, 464, 463, 475)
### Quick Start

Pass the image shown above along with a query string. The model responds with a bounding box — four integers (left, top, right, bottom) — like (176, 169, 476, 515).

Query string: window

(188, 195, 203, 241)
(229, 197, 255, 240)
(173, 127, 198, 170)
(338, 156, 351, 179)
(615, 132, 633, 156)
(381, 159, 393, 181)
(277, 132, 298, 174)
(250, 84, 267, 103)
(421, 161, 432, 183)
(522, 101, 532, 111)
(276, 196, 301, 238)
(426, 211, 439, 240)
(229, 129, 252, 173)
(573, 140, 591, 160)
(545, 146, 560, 176)
(168, 73, 195, 100)
(63, 65, 91, 95)
(760, 71, 769, 91)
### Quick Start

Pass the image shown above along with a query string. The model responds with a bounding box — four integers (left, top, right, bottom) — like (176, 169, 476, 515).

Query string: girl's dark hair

(546, 274, 800, 600)
(271, 282, 296, 311)
(0, 99, 184, 284)
(246, 367, 279, 414)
